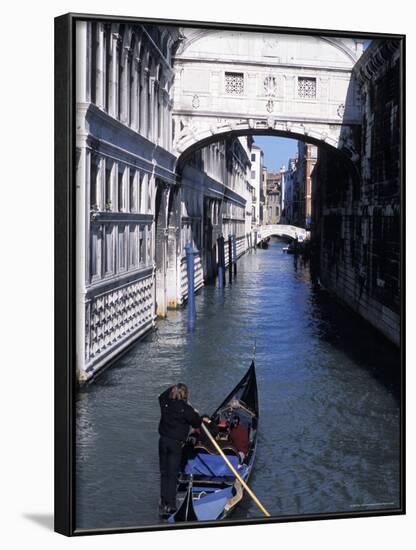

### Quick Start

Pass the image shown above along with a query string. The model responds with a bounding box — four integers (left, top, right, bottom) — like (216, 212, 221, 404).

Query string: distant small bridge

(256, 224, 309, 242)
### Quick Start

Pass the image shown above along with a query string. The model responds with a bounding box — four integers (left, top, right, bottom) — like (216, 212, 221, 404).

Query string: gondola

(167, 361, 258, 523)
(282, 242, 295, 254)
(257, 237, 270, 249)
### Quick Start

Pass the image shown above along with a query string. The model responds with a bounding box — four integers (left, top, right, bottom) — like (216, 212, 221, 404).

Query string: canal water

(76, 238, 401, 530)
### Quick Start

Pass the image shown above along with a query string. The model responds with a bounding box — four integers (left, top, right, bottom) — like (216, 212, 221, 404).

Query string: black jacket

(158, 387, 201, 442)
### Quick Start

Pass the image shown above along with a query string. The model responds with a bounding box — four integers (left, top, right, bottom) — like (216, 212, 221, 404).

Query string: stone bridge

(172, 29, 363, 164)
(257, 224, 308, 242)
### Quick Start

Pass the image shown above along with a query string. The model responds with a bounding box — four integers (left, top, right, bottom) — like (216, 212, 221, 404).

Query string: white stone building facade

(75, 21, 255, 382)
(74, 23, 367, 381)
(171, 29, 363, 157)
(249, 144, 264, 226)
(283, 157, 298, 224)
(75, 22, 182, 381)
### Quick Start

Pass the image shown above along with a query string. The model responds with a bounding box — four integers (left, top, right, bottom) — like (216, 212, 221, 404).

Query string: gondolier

(168, 361, 269, 523)
(158, 383, 201, 517)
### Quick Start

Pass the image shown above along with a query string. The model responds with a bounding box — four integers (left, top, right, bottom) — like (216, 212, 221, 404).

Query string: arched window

(118, 224, 126, 271)
(129, 169, 137, 212)
(118, 164, 125, 212)
(105, 159, 113, 211)
(129, 223, 137, 267)
(90, 155, 99, 209)
(138, 172, 143, 213)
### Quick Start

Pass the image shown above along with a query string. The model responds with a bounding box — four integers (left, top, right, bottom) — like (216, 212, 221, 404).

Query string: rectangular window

(104, 225, 114, 274)
(136, 172, 143, 212)
(90, 226, 102, 279)
(139, 172, 144, 213)
(140, 172, 150, 214)
(105, 161, 113, 210)
(251, 170, 256, 179)
(129, 170, 136, 212)
(225, 72, 244, 95)
(251, 153, 256, 162)
(298, 77, 316, 99)
(147, 176, 152, 213)
(90, 231, 97, 277)
(118, 166, 124, 211)
(90, 159, 98, 209)
(119, 225, 126, 270)
(139, 226, 145, 266)
(147, 226, 152, 266)
(129, 225, 137, 267)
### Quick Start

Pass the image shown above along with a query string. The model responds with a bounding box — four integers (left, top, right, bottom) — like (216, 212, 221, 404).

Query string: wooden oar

(200, 423, 271, 518)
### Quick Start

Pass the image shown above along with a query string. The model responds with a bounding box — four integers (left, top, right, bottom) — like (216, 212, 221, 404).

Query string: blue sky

(254, 136, 298, 172)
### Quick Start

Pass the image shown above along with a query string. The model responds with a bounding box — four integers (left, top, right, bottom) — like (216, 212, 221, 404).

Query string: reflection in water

(76, 239, 401, 529)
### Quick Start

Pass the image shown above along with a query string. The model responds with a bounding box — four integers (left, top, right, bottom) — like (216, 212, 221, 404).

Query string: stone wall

(313, 40, 401, 346)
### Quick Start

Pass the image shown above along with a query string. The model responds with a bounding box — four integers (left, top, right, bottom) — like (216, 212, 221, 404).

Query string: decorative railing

(85, 270, 154, 370)
(180, 252, 204, 302)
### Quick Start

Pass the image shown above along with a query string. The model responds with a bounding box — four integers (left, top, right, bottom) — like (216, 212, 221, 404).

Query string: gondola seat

(184, 451, 241, 477)
(193, 442, 241, 457)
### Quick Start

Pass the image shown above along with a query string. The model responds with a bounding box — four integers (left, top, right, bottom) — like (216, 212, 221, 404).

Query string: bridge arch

(258, 224, 308, 242)
(172, 28, 363, 163)
(174, 127, 360, 181)
(166, 26, 365, 316)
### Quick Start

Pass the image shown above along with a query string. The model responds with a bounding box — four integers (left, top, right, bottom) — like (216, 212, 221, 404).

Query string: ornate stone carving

(262, 37, 279, 58)
(192, 94, 200, 109)
(339, 127, 360, 162)
(266, 99, 274, 113)
(337, 103, 345, 118)
(264, 75, 278, 97)
(179, 117, 199, 140)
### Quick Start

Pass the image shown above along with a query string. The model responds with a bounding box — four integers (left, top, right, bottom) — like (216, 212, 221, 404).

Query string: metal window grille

(225, 72, 244, 95)
(298, 77, 316, 98)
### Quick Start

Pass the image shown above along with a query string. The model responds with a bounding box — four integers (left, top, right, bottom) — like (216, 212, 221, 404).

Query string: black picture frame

(54, 12, 405, 537)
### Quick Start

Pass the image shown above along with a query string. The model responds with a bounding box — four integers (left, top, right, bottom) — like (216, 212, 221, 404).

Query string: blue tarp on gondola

(167, 487, 235, 523)
(184, 453, 240, 477)
(193, 487, 234, 520)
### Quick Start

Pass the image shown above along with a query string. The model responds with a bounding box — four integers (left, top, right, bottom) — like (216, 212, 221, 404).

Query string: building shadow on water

(76, 328, 161, 394)
(305, 263, 401, 402)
